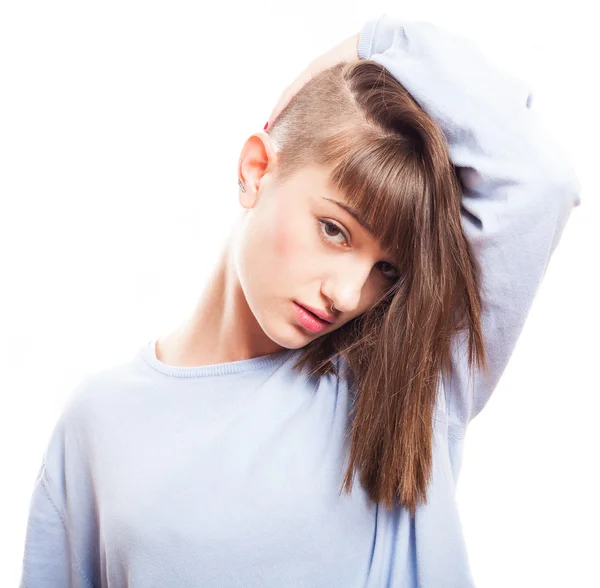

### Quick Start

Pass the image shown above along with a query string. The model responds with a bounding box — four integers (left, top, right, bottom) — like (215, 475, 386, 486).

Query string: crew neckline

(138, 339, 300, 379)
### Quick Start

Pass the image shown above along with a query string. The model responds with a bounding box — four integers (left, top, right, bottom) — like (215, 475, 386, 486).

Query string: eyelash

(317, 219, 399, 280)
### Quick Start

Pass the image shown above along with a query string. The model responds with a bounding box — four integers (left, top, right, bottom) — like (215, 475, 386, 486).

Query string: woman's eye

(319, 220, 348, 245)
(378, 261, 400, 281)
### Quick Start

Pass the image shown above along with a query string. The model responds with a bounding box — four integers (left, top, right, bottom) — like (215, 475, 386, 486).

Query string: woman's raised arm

(267, 14, 581, 434)
(357, 15, 581, 434)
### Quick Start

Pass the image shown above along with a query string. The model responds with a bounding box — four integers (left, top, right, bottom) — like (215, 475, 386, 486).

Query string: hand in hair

(266, 32, 360, 129)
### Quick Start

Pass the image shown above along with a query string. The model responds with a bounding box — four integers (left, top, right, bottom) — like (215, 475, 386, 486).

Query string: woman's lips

(293, 301, 329, 334)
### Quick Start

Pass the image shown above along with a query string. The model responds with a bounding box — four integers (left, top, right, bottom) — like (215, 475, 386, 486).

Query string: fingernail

(264, 121, 269, 130)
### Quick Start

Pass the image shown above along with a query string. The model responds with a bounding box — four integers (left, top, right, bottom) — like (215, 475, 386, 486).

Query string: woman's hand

(266, 32, 361, 129)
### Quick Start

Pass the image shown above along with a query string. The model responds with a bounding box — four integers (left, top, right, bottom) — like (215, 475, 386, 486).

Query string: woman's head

(233, 60, 487, 517)
(232, 155, 401, 350)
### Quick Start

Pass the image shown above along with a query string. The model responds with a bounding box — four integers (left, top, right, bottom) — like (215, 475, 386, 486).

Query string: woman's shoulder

(55, 348, 147, 430)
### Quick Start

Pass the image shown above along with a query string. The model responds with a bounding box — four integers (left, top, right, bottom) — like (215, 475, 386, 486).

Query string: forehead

(289, 163, 337, 192)
(293, 165, 377, 234)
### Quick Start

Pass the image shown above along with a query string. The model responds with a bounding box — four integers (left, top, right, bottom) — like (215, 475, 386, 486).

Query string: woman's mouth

(292, 302, 329, 334)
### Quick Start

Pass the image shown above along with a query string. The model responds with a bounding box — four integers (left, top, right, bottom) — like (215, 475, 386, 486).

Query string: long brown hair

(267, 60, 488, 518)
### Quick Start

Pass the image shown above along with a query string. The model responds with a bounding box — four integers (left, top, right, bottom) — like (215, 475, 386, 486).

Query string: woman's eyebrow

(321, 196, 377, 237)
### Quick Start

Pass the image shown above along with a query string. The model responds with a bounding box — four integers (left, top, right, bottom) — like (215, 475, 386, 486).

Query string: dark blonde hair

(267, 60, 488, 517)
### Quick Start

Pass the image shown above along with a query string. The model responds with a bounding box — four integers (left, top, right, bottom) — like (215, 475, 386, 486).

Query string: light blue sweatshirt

(19, 14, 581, 588)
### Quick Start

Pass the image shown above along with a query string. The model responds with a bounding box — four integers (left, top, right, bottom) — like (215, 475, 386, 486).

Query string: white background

(1, 0, 598, 586)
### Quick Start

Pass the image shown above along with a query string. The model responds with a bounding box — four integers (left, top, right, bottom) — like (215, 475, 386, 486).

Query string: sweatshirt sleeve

(19, 380, 100, 588)
(357, 15, 582, 427)
(19, 464, 94, 588)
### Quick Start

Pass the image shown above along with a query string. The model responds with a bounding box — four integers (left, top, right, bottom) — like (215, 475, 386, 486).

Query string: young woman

(19, 13, 580, 588)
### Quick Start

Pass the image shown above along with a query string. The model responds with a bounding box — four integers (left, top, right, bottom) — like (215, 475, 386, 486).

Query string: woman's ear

(237, 131, 278, 209)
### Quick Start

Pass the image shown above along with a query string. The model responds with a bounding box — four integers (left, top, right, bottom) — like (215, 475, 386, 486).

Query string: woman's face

(233, 133, 399, 350)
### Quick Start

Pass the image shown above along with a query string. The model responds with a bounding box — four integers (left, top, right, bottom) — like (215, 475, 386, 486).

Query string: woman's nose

(323, 260, 372, 314)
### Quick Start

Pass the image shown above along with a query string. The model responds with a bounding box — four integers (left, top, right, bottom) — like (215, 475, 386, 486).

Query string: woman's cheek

(273, 222, 291, 259)
(272, 214, 305, 261)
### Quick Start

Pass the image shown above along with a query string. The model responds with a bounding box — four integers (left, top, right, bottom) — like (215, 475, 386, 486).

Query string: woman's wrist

(310, 32, 360, 70)
(338, 32, 361, 63)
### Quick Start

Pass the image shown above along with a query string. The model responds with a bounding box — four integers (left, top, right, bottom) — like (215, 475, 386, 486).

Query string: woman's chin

(263, 321, 319, 351)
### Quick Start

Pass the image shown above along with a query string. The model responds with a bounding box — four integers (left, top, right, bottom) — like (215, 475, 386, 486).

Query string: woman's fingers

(265, 33, 360, 129)
(267, 64, 315, 128)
